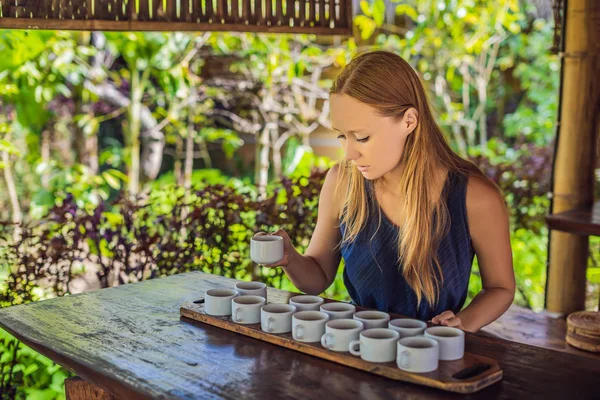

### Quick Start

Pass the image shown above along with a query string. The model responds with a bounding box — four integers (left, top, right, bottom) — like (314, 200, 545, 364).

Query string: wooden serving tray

(180, 295, 503, 394)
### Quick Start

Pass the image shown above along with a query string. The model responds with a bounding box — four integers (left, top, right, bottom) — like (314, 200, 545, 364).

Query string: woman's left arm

(432, 176, 516, 332)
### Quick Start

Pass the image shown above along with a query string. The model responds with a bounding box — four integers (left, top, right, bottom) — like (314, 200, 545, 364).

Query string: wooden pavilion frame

(545, 0, 600, 315)
(0, 0, 353, 34)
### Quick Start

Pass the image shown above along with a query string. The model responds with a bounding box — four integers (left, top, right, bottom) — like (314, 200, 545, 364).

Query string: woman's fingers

(431, 310, 455, 324)
(444, 316, 462, 327)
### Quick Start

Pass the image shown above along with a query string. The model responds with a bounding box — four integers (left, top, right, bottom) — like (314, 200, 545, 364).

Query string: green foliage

(29, 164, 127, 219)
(587, 236, 600, 311)
(502, 19, 560, 145)
(0, 329, 71, 400)
(356, 0, 558, 153)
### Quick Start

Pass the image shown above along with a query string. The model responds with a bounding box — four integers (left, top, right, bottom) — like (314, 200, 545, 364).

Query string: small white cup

(261, 303, 296, 334)
(320, 302, 356, 320)
(235, 281, 268, 299)
(353, 310, 390, 329)
(205, 288, 238, 316)
(424, 326, 465, 361)
(289, 295, 325, 312)
(348, 328, 400, 363)
(397, 336, 440, 373)
(250, 235, 284, 264)
(321, 319, 364, 352)
(292, 311, 329, 343)
(231, 295, 266, 324)
(388, 318, 427, 338)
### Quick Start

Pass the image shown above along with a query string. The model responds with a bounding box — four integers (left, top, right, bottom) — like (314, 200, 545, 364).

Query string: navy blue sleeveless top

(340, 171, 474, 321)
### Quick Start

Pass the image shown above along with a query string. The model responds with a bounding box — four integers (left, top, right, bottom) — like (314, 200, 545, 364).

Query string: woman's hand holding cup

(251, 229, 293, 267)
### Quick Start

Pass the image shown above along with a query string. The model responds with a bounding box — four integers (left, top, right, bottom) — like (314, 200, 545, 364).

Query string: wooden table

(481, 304, 600, 361)
(0, 271, 599, 399)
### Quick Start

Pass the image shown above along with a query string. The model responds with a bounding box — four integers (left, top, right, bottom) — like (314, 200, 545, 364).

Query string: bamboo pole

(546, 0, 600, 314)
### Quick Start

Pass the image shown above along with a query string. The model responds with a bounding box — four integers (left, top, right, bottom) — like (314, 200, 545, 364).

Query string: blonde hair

(330, 50, 494, 307)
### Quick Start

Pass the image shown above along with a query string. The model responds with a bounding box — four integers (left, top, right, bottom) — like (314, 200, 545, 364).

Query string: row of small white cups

(205, 288, 464, 373)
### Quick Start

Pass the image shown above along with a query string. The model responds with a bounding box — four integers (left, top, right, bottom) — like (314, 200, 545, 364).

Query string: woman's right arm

(265, 165, 344, 295)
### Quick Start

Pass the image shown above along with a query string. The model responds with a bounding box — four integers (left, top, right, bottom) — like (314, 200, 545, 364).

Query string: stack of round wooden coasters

(566, 311, 600, 352)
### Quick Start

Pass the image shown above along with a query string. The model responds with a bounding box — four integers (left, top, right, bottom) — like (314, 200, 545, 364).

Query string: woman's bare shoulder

(465, 174, 507, 222)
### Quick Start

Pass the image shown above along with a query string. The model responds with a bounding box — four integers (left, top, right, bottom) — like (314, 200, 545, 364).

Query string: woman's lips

(356, 165, 370, 172)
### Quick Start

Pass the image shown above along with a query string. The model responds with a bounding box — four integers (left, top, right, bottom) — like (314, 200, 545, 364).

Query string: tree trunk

(451, 125, 468, 158)
(270, 114, 282, 181)
(2, 149, 22, 240)
(198, 138, 212, 169)
(184, 110, 194, 190)
(175, 136, 183, 186)
(72, 87, 98, 175)
(127, 69, 143, 195)
(86, 134, 99, 175)
(84, 83, 163, 181)
(41, 129, 51, 189)
(257, 123, 271, 199)
(477, 76, 487, 149)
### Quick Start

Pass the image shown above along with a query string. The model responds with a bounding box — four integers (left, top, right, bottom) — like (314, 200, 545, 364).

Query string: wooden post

(546, 0, 600, 314)
(65, 377, 118, 400)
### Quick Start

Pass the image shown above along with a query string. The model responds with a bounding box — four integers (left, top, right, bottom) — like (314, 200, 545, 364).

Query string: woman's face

(330, 94, 417, 180)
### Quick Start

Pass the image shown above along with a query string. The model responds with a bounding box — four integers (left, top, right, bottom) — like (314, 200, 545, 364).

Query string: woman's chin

(358, 169, 379, 180)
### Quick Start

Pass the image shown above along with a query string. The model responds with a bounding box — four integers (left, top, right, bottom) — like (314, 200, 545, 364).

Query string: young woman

(255, 50, 515, 332)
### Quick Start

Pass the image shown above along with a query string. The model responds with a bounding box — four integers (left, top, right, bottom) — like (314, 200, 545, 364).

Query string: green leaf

(104, 212, 124, 226)
(355, 16, 377, 40)
(0, 350, 13, 363)
(106, 169, 128, 181)
(394, 4, 418, 20)
(0, 139, 21, 155)
(86, 238, 99, 256)
(359, 0, 372, 17)
(102, 171, 121, 190)
(24, 388, 58, 400)
(373, 0, 386, 26)
(23, 363, 40, 376)
(99, 238, 114, 258)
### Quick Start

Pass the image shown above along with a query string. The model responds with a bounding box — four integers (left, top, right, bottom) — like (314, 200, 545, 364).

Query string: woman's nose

(343, 141, 360, 161)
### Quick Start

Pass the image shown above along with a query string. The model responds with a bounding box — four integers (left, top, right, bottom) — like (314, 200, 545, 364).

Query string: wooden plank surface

(0, 271, 599, 399)
(180, 300, 503, 394)
(481, 304, 600, 360)
(546, 200, 600, 236)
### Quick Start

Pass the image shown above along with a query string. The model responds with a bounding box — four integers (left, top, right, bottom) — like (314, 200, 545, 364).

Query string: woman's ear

(404, 108, 418, 135)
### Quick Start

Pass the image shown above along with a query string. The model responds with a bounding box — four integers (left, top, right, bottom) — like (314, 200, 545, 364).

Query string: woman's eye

(356, 136, 370, 143)
(337, 135, 346, 140)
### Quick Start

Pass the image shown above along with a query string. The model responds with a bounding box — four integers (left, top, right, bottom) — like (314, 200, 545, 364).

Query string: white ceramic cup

(397, 336, 440, 373)
(388, 318, 427, 338)
(348, 328, 400, 363)
(231, 295, 266, 324)
(289, 295, 325, 312)
(353, 310, 391, 329)
(204, 288, 238, 316)
(292, 311, 329, 343)
(424, 326, 465, 361)
(235, 281, 268, 299)
(261, 303, 296, 334)
(320, 302, 356, 320)
(321, 319, 364, 352)
(250, 235, 284, 265)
